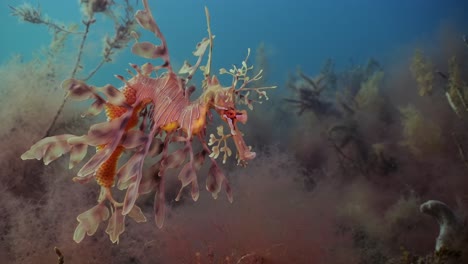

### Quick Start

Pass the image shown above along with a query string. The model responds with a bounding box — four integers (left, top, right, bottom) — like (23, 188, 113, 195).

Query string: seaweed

(285, 67, 341, 118)
(54, 247, 64, 264)
(387, 248, 462, 264)
(410, 49, 435, 96)
(399, 105, 442, 157)
(9, 4, 78, 34)
(355, 71, 385, 110)
(444, 56, 468, 116)
(410, 47, 468, 118)
(10, 1, 139, 137)
(287, 58, 397, 180)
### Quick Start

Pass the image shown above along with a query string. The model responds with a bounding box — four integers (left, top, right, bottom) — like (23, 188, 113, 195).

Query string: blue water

(1, 0, 467, 87)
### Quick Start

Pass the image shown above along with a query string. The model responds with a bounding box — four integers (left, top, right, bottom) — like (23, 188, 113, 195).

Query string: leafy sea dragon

(21, 0, 274, 243)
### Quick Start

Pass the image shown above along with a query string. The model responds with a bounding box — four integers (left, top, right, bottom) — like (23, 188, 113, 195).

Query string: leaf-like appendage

(86, 115, 128, 146)
(206, 164, 224, 199)
(106, 208, 125, 244)
(121, 130, 148, 149)
(164, 148, 187, 169)
(178, 61, 192, 75)
(148, 138, 163, 157)
(154, 179, 165, 228)
(100, 84, 127, 106)
(82, 97, 105, 117)
(21, 135, 75, 165)
(135, 9, 158, 33)
(73, 204, 109, 243)
(69, 143, 87, 169)
(132, 42, 166, 59)
(138, 163, 159, 195)
(193, 151, 206, 171)
(123, 180, 140, 215)
(78, 112, 131, 177)
(72, 173, 94, 184)
(191, 179, 200, 201)
(175, 163, 196, 201)
(116, 152, 144, 190)
(62, 79, 96, 101)
(178, 37, 211, 75)
(120, 150, 147, 215)
(128, 205, 147, 223)
(133, 6, 171, 70)
(193, 37, 211, 56)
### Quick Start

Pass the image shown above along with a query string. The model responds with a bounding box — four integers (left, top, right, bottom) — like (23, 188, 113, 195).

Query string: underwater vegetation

(284, 26, 468, 263)
(2, 0, 468, 263)
(10, 0, 139, 138)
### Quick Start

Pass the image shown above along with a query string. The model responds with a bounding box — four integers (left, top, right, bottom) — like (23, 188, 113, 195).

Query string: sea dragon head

(179, 8, 274, 166)
(203, 75, 256, 165)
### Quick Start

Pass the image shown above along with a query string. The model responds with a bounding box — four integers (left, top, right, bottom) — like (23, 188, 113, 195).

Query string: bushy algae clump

(410, 48, 468, 117)
(410, 49, 435, 96)
(21, 0, 274, 243)
(399, 105, 443, 157)
(10, 0, 139, 137)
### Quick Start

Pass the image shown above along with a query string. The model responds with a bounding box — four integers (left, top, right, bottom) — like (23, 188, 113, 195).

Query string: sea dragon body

(21, 0, 273, 243)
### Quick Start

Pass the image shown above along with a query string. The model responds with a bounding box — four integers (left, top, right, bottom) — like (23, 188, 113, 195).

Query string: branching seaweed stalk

(9, 4, 81, 34)
(44, 0, 137, 137)
(44, 18, 95, 138)
(54, 247, 64, 264)
(71, 19, 96, 78)
(84, 0, 137, 81)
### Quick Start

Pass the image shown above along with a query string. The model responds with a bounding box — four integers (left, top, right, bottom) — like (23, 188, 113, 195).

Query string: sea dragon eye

(224, 109, 237, 119)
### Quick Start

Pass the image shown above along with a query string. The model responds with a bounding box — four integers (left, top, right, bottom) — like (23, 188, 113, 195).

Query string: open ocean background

(2, 0, 467, 87)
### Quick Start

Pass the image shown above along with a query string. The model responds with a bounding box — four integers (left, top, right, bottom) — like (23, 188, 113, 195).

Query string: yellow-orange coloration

(95, 87, 144, 188)
(105, 87, 137, 119)
(161, 121, 179, 132)
(191, 108, 208, 134)
(95, 146, 124, 187)
(123, 86, 137, 104)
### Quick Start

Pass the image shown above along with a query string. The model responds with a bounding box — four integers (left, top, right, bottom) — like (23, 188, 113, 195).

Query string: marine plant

(287, 58, 397, 179)
(410, 49, 435, 96)
(399, 105, 442, 157)
(9, 4, 78, 83)
(410, 49, 468, 117)
(21, 0, 273, 243)
(444, 56, 468, 116)
(285, 68, 341, 118)
(286, 58, 383, 120)
(355, 71, 385, 110)
(10, 1, 139, 137)
(409, 42, 468, 165)
(387, 248, 461, 264)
